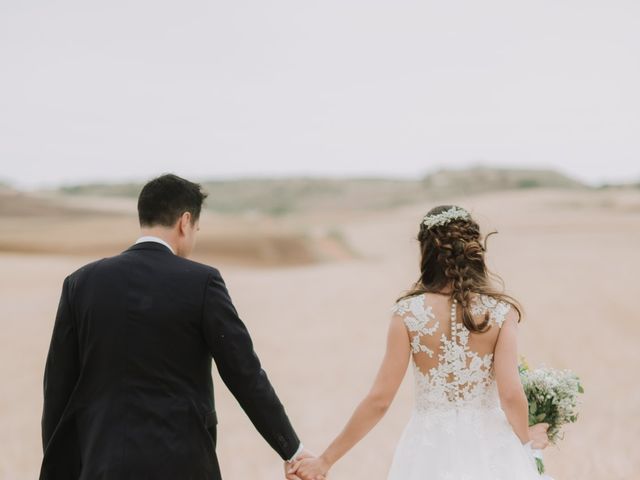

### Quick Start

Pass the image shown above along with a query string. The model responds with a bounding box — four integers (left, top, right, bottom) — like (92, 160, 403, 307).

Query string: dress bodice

(392, 293, 512, 413)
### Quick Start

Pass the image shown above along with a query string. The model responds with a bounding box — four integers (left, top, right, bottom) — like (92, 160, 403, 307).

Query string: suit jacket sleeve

(201, 268, 300, 460)
(41, 275, 80, 451)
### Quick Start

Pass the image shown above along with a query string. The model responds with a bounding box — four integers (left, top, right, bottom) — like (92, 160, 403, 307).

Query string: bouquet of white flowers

(519, 358, 584, 475)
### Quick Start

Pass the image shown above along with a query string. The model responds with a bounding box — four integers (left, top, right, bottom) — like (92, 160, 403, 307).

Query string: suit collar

(135, 235, 175, 254)
(124, 241, 174, 254)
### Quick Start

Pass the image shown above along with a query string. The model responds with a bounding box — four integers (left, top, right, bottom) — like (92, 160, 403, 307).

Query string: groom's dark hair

(137, 174, 208, 227)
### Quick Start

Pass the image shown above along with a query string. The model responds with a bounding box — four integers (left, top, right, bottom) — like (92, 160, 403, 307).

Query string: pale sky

(1, 1, 639, 189)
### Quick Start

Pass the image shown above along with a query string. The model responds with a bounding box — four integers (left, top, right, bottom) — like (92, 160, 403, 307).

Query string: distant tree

(517, 178, 541, 189)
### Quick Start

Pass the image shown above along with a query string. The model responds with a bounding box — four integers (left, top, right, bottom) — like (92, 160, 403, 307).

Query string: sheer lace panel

(392, 293, 512, 411)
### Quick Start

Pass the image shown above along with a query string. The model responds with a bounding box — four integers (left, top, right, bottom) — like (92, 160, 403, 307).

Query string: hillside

(54, 167, 587, 215)
(422, 166, 584, 195)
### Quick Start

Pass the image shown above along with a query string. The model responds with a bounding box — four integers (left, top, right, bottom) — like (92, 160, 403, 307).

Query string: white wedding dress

(387, 293, 544, 480)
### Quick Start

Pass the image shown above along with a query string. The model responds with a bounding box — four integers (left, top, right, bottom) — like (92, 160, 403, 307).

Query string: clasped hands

(284, 450, 330, 480)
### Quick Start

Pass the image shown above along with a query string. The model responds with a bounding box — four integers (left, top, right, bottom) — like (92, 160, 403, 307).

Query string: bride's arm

(290, 313, 410, 479)
(494, 309, 531, 445)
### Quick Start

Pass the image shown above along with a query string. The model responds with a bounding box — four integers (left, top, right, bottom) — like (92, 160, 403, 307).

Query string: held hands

(284, 449, 326, 480)
(287, 454, 331, 480)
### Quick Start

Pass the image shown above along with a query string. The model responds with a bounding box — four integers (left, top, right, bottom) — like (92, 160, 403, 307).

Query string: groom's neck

(139, 227, 179, 253)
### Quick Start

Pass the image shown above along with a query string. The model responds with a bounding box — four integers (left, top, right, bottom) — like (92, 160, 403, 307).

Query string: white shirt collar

(135, 235, 175, 254)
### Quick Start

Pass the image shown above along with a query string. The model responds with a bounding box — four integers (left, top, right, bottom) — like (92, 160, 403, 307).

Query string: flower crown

(422, 206, 470, 229)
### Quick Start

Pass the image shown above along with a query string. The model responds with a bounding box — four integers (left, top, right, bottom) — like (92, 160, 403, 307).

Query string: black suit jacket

(39, 241, 300, 480)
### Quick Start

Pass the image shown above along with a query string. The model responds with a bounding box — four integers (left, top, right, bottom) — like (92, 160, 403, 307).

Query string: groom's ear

(178, 211, 192, 234)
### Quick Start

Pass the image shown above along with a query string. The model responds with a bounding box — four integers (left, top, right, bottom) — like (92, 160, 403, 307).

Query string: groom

(40, 174, 312, 479)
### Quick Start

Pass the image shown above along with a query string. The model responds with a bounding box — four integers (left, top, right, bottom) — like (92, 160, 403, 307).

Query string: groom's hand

(284, 449, 317, 480)
(287, 455, 329, 480)
(528, 423, 550, 449)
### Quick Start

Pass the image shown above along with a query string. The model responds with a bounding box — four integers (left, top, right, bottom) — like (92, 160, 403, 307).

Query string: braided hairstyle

(397, 205, 522, 333)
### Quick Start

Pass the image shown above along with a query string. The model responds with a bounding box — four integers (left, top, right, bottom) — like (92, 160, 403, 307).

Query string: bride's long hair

(397, 205, 523, 333)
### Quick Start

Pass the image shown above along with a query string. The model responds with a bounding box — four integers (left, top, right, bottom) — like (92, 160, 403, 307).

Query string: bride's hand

(528, 422, 550, 449)
(288, 455, 330, 480)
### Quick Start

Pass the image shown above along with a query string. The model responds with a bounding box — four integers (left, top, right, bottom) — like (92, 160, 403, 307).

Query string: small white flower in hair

(422, 206, 470, 229)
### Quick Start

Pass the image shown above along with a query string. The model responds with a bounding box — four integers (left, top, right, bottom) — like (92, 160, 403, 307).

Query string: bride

(289, 205, 550, 480)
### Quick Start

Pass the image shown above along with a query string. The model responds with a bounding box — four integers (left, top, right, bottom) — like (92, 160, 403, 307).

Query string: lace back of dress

(392, 293, 511, 411)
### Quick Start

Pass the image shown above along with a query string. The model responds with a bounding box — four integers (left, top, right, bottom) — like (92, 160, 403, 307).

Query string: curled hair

(397, 205, 522, 332)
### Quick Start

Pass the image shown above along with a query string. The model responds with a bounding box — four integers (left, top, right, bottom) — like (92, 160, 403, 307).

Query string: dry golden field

(0, 187, 638, 479)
